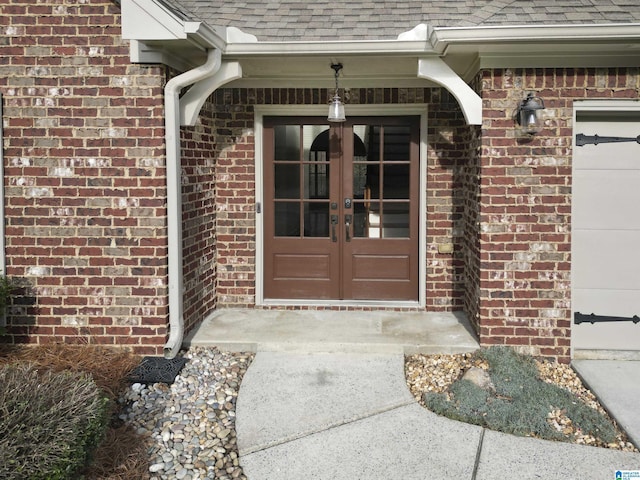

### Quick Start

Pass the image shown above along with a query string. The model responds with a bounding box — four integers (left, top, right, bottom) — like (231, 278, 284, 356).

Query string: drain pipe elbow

(163, 49, 222, 359)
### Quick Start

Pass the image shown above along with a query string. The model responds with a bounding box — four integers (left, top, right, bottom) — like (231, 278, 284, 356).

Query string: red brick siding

(461, 75, 483, 335)
(476, 67, 640, 362)
(424, 89, 469, 311)
(0, 0, 168, 353)
(212, 89, 257, 308)
(181, 99, 218, 335)
(210, 87, 468, 311)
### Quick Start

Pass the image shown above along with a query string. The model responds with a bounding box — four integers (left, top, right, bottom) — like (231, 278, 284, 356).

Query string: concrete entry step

(184, 309, 479, 354)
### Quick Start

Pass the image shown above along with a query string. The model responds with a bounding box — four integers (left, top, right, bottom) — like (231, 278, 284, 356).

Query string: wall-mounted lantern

(516, 92, 545, 135)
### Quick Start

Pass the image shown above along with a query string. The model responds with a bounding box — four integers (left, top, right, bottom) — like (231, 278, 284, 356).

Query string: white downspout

(163, 48, 221, 358)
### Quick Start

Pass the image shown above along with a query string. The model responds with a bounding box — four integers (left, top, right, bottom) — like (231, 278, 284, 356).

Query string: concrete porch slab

(184, 309, 479, 354)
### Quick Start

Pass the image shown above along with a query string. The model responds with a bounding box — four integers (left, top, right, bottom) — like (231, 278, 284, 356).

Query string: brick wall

(181, 99, 218, 334)
(209, 87, 468, 311)
(423, 88, 469, 311)
(462, 75, 483, 335)
(476, 67, 640, 362)
(0, 0, 169, 353)
(6, 3, 633, 362)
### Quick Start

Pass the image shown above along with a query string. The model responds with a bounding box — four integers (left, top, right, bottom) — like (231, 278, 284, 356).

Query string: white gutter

(224, 40, 434, 56)
(219, 23, 640, 57)
(163, 48, 221, 359)
(430, 23, 640, 54)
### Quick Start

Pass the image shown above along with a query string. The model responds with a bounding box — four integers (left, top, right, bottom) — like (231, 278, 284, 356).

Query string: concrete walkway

(573, 359, 640, 449)
(236, 352, 640, 480)
(188, 310, 640, 479)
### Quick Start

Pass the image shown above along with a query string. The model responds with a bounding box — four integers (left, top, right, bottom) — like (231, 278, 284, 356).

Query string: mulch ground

(0, 344, 151, 479)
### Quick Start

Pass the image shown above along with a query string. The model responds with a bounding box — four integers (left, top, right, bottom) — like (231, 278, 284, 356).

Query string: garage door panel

(572, 230, 640, 290)
(572, 170, 640, 230)
(576, 119, 640, 171)
(572, 112, 640, 356)
(574, 144, 639, 170)
(573, 289, 639, 319)
(573, 322, 640, 352)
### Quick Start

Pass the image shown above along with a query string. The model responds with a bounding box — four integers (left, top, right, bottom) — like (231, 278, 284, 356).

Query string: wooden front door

(263, 116, 419, 301)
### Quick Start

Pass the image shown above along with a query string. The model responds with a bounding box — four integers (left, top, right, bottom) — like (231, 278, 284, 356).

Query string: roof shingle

(169, 0, 640, 41)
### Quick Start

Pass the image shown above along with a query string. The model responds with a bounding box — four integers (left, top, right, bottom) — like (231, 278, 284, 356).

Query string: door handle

(345, 214, 352, 242)
(331, 215, 338, 242)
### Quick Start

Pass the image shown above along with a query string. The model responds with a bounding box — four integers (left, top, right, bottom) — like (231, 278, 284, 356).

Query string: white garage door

(572, 110, 640, 358)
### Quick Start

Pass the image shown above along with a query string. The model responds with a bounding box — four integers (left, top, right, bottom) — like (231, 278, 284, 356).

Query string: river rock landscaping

(119, 347, 253, 480)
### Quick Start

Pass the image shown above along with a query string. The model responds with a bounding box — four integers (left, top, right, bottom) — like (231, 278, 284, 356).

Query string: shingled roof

(167, 0, 640, 41)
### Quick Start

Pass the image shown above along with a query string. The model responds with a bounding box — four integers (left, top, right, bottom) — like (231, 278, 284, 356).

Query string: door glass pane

(274, 202, 300, 237)
(304, 203, 329, 237)
(383, 164, 410, 199)
(354, 200, 381, 238)
(353, 163, 380, 200)
(382, 202, 410, 238)
(275, 164, 299, 199)
(304, 164, 329, 199)
(353, 163, 367, 198)
(354, 125, 380, 162)
(274, 125, 300, 161)
(304, 125, 330, 161)
(383, 125, 410, 161)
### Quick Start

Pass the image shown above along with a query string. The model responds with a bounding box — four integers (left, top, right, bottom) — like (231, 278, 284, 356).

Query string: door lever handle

(345, 214, 352, 242)
(331, 215, 338, 242)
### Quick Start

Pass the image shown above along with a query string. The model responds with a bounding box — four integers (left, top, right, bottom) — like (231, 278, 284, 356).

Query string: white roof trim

(121, 0, 227, 50)
(223, 40, 434, 56)
(430, 23, 640, 54)
(180, 61, 243, 126)
(418, 57, 482, 125)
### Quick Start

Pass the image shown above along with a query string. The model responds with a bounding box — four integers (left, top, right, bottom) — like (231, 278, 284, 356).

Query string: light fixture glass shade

(328, 95, 345, 122)
(518, 93, 544, 135)
(520, 109, 540, 135)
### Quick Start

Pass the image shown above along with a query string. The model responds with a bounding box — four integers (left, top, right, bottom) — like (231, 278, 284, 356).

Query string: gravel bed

(406, 352, 638, 452)
(118, 347, 254, 480)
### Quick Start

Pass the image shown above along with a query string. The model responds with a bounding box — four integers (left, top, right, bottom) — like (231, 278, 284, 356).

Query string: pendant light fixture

(328, 63, 346, 123)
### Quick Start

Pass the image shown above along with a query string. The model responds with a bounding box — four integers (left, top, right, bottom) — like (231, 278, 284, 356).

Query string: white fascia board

(431, 23, 640, 54)
(224, 40, 434, 57)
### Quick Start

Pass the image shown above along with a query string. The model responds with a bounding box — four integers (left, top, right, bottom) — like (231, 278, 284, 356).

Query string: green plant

(0, 275, 15, 315)
(0, 275, 17, 336)
(423, 346, 617, 444)
(0, 363, 111, 480)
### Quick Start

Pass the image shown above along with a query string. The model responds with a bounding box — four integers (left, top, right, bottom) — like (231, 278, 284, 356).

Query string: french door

(263, 116, 419, 301)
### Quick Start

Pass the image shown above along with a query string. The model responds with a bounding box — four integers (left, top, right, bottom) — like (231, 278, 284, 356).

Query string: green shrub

(0, 275, 17, 337)
(423, 346, 617, 444)
(0, 363, 111, 479)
